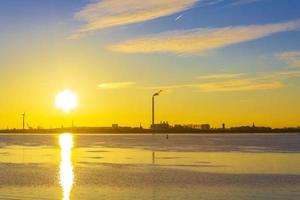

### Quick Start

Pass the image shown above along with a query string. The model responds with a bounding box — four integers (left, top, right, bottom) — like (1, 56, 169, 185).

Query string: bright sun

(55, 89, 78, 112)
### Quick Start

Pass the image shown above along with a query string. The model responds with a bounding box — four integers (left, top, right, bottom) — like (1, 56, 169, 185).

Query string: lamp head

(153, 90, 163, 97)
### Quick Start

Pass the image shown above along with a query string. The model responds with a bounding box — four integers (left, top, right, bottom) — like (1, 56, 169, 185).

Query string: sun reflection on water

(59, 133, 74, 200)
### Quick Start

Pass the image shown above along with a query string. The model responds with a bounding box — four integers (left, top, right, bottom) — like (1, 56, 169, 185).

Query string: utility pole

(22, 112, 26, 130)
(152, 90, 162, 128)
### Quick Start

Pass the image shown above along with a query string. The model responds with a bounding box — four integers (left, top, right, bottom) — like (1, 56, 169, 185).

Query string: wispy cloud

(228, 0, 263, 6)
(197, 73, 243, 79)
(150, 70, 300, 92)
(193, 78, 282, 92)
(108, 19, 300, 56)
(271, 70, 300, 78)
(97, 81, 136, 89)
(201, 0, 263, 8)
(96, 70, 300, 92)
(199, 0, 225, 6)
(276, 51, 300, 67)
(71, 0, 198, 39)
(156, 78, 282, 92)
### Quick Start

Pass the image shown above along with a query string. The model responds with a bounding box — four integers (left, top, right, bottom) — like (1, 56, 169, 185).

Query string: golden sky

(1, 0, 300, 128)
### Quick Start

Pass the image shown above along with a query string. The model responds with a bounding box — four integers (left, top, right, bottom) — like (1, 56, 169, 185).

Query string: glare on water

(0, 134, 300, 200)
(59, 133, 74, 200)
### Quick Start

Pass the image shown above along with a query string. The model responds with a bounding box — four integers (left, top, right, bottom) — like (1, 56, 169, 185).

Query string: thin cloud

(272, 70, 300, 78)
(193, 79, 282, 92)
(96, 70, 300, 92)
(259, 70, 300, 80)
(276, 51, 300, 68)
(200, 0, 262, 8)
(155, 78, 282, 92)
(197, 73, 243, 79)
(149, 70, 300, 92)
(71, 0, 198, 39)
(228, 0, 263, 6)
(108, 19, 300, 56)
(197, 70, 300, 92)
(200, 0, 225, 6)
(97, 81, 136, 89)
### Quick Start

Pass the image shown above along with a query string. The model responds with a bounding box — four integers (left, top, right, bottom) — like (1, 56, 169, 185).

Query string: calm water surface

(0, 133, 300, 200)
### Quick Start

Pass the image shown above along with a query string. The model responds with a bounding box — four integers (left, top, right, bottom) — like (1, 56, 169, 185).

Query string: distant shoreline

(0, 127, 300, 134)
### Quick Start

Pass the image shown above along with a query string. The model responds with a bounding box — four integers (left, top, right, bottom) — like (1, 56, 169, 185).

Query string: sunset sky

(1, 0, 300, 129)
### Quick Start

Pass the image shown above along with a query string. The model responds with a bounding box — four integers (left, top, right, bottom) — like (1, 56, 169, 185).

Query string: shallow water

(0, 133, 299, 199)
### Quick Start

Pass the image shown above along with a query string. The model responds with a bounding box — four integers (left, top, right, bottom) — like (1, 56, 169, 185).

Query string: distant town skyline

(1, 0, 300, 128)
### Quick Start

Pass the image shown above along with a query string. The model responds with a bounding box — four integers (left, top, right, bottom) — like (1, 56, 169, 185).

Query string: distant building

(200, 124, 211, 130)
(174, 124, 184, 129)
(152, 121, 170, 129)
(230, 125, 272, 132)
(174, 124, 211, 130)
(112, 124, 119, 129)
(186, 124, 202, 129)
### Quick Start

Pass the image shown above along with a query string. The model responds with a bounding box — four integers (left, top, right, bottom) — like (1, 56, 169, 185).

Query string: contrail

(175, 14, 183, 21)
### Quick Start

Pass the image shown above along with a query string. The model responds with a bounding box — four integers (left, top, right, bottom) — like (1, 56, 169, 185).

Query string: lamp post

(152, 90, 162, 129)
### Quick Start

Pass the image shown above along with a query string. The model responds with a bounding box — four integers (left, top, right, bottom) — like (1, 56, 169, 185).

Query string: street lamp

(152, 90, 162, 128)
